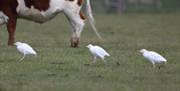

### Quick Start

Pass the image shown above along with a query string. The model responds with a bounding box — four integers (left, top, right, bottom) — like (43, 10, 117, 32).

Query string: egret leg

(19, 55, 25, 61)
(101, 57, 106, 64)
(91, 56, 97, 64)
(152, 62, 155, 68)
(102, 59, 106, 64)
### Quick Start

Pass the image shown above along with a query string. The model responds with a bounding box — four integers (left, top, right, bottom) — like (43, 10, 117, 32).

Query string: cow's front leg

(6, 12, 17, 45)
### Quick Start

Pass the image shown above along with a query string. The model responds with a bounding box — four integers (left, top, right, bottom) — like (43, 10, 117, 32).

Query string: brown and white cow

(0, 0, 101, 47)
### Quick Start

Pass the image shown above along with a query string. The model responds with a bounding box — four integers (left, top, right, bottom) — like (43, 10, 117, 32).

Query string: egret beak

(86, 45, 89, 48)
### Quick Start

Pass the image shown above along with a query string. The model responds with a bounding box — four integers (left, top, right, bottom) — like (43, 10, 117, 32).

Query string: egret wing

(148, 51, 166, 62)
(22, 43, 37, 55)
(17, 45, 27, 54)
(94, 46, 109, 56)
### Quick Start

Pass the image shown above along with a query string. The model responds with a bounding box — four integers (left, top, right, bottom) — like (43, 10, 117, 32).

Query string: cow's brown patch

(77, 0, 83, 6)
(24, 0, 50, 11)
(79, 11, 86, 20)
(0, 0, 18, 14)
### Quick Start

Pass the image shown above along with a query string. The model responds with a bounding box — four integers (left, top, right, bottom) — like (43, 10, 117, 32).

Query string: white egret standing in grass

(139, 49, 167, 68)
(14, 42, 37, 61)
(86, 44, 110, 64)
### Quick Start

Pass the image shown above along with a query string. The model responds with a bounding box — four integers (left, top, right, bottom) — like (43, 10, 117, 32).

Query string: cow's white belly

(16, 0, 63, 23)
(17, 6, 58, 23)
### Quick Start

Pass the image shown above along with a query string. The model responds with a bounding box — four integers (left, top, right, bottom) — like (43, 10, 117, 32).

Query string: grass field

(0, 13, 180, 91)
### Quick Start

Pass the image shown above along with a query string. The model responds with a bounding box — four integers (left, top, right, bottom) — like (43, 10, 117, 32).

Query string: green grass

(0, 13, 180, 91)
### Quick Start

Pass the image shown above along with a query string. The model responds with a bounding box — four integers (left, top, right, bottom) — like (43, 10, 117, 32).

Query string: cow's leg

(4, 9, 17, 45)
(7, 17, 17, 45)
(64, 10, 85, 47)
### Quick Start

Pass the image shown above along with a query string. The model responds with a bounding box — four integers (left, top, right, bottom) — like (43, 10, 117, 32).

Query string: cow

(0, 0, 101, 47)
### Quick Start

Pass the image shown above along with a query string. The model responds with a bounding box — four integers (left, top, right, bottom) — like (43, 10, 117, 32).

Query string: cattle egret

(139, 49, 167, 68)
(86, 44, 110, 64)
(14, 42, 37, 61)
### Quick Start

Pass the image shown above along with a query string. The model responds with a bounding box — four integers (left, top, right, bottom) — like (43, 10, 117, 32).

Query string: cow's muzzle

(70, 37, 79, 48)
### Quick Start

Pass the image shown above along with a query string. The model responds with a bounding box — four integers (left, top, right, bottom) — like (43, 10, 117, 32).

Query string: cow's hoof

(8, 41, 14, 46)
(70, 37, 79, 48)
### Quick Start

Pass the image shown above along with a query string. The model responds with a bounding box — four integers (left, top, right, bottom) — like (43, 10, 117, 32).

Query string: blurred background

(88, 0, 180, 13)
